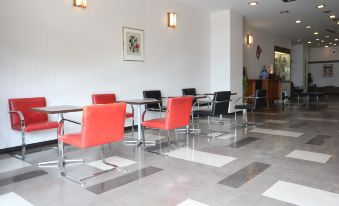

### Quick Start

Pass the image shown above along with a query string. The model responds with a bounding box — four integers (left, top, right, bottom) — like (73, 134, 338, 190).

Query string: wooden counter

(247, 79, 281, 107)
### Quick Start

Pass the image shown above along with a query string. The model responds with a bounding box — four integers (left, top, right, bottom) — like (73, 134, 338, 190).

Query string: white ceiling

(174, 0, 339, 47)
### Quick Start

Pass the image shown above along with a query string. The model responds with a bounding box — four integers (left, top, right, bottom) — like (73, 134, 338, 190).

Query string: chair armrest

(210, 100, 232, 103)
(57, 118, 81, 137)
(8, 110, 25, 129)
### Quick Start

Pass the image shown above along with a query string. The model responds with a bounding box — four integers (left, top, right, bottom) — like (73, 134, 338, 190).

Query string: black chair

(234, 89, 267, 127)
(291, 82, 304, 102)
(193, 91, 231, 135)
(182, 88, 210, 107)
(143, 90, 167, 112)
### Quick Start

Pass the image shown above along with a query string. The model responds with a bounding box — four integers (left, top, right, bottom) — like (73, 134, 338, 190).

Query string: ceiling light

(329, 15, 336, 19)
(248, 2, 258, 6)
(337, 21, 339, 25)
(329, 42, 333, 44)
(73, 0, 87, 8)
(306, 25, 312, 29)
(335, 38, 339, 41)
(325, 45, 328, 48)
(307, 41, 312, 44)
(314, 32, 319, 35)
(316, 4, 325, 9)
(296, 20, 302, 24)
(297, 38, 302, 42)
(325, 35, 330, 38)
(316, 39, 319, 41)
(334, 43, 337, 46)
(321, 40, 325, 42)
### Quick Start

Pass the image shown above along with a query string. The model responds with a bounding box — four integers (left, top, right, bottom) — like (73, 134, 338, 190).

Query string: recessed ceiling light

(329, 14, 336, 19)
(325, 35, 330, 38)
(307, 41, 312, 44)
(334, 43, 337, 46)
(329, 42, 333, 45)
(248, 2, 258, 6)
(296, 20, 302, 24)
(306, 25, 312, 29)
(316, 4, 325, 9)
(314, 32, 319, 35)
(337, 21, 339, 25)
(316, 38, 320, 41)
(335, 38, 339, 41)
(321, 40, 325, 43)
(325, 45, 328, 47)
(297, 38, 302, 42)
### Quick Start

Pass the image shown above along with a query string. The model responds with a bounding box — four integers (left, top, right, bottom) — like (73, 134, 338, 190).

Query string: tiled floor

(1, 99, 339, 205)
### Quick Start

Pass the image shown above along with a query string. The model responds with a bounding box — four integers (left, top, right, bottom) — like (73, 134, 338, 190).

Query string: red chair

(58, 103, 126, 186)
(92, 94, 134, 136)
(141, 97, 193, 151)
(8, 97, 58, 160)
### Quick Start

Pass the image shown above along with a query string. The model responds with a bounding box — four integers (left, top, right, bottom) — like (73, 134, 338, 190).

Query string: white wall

(243, 25, 291, 79)
(0, 0, 211, 149)
(210, 10, 243, 112)
(309, 46, 339, 87)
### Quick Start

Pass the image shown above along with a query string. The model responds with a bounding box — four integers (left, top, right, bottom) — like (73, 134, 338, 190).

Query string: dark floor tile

(218, 162, 270, 188)
(0, 170, 48, 187)
(229, 137, 259, 148)
(86, 166, 163, 194)
(306, 135, 331, 146)
(289, 122, 307, 128)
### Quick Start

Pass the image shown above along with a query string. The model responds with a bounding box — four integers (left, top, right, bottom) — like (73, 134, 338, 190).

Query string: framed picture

(122, 27, 144, 61)
(323, 64, 333, 77)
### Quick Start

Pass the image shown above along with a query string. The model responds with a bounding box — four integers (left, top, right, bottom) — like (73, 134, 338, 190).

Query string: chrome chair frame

(234, 96, 266, 127)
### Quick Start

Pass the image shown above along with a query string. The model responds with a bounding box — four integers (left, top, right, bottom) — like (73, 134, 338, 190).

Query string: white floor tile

(265, 120, 288, 124)
(0, 192, 34, 206)
(250, 128, 303, 138)
(214, 133, 234, 140)
(0, 157, 31, 174)
(88, 156, 136, 171)
(167, 148, 236, 168)
(286, 150, 331, 163)
(177, 199, 209, 206)
(263, 181, 339, 206)
(297, 117, 339, 123)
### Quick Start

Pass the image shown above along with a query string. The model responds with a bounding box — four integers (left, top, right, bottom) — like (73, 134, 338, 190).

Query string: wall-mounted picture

(122, 27, 144, 61)
(323, 64, 333, 77)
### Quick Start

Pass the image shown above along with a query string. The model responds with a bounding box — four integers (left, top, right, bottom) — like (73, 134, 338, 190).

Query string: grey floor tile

(229, 137, 259, 148)
(86, 166, 163, 194)
(306, 135, 331, 145)
(0, 169, 47, 187)
(218, 162, 270, 188)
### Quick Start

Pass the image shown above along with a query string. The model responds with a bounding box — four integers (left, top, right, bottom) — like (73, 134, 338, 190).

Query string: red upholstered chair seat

(25, 121, 58, 132)
(126, 112, 134, 118)
(142, 118, 167, 130)
(60, 133, 83, 148)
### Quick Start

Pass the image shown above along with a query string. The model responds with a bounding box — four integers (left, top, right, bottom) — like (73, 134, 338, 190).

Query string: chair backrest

(211, 91, 231, 116)
(143, 90, 162, 109)
(164, 97, 193, 130)
(9, 97, 48, 128)
(92, 94, 116, 104)
(80, 103, 126, 148)
(253, 89, 267, 110)
(182, 88, 196, 96)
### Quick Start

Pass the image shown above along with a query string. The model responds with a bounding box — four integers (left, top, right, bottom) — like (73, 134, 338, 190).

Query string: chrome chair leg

(131, 118, 135, 137)
(21, 131, 26, 160)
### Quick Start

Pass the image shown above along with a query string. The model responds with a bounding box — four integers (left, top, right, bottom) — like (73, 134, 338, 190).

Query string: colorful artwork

(123, 27, 144, 61)
(256, 45, 262, 60)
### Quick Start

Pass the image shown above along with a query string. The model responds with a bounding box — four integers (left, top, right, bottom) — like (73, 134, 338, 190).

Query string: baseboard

(0, 125, 137, 154)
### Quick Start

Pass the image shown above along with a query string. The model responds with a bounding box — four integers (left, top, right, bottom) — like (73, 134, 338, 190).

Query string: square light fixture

(167, 12, 177, 28)
(247, 34, 254, 45)
(248, 2, 258, 6)
(73, 0, 87, 8)
(329, 14, 336, 19)
(314, 32, 319, 35)
(306, 25, 312, 29)
(296, 20, 302, 24)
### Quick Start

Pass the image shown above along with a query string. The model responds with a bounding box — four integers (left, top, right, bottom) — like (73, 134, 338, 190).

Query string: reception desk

(247, 79, 281, 107)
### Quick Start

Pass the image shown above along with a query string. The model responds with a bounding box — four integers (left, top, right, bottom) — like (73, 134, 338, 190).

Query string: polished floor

(1, 98, 339, 206)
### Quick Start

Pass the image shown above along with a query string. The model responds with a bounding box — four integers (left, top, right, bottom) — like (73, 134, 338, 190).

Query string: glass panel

(274, 51, 291, 81)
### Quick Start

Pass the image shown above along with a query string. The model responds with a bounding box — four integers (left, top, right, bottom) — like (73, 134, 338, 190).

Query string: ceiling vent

(282, 0, 296, 2)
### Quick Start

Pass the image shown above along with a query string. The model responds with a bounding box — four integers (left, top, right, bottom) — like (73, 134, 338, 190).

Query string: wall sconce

(247, 34, 254, 45)
(167, 12, 177, 28)
(73, 0, 87, 8)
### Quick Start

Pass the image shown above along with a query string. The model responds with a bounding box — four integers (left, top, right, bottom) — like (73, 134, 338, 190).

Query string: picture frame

(122, 27, 144, 61)
(323, 64, 333, 77)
